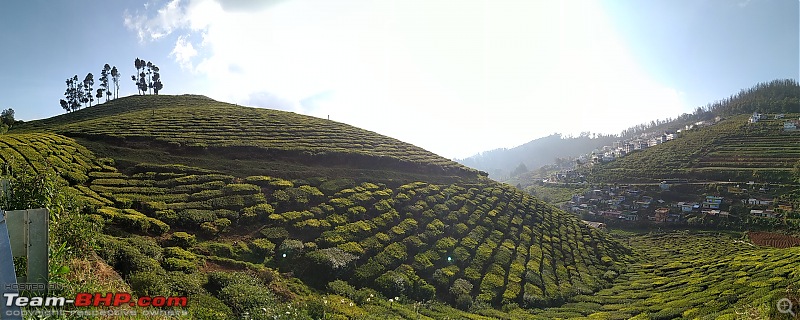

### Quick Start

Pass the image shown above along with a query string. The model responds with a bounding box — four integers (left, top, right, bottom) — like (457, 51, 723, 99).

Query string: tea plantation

(590, 114, 800, 183)
(4, 95, 800, 319)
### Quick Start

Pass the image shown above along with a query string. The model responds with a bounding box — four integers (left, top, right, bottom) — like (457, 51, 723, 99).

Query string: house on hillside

(784, 121, 798, 131)
(747, 198, 773, 206)
(676, 202, 699, 212)
(703, 209, 730, 218)
(622, 211, 639, 221)
(582, 220, 606, 229)
(749, 112, 763, 123)
(702, 196, 723, 209)
(635, 196, 654, 209)
(751, 209, 777, 218)
(654, 208, 670, 223)
(775, 114, 785, 119)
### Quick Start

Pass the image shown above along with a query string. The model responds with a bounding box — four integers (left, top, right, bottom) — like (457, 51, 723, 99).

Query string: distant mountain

(458, 133, 617, 179)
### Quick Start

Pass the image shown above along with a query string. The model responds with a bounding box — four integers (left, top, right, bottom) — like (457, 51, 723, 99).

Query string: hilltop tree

(95, 88, 104, 104)
(82, 73, 94, 107)
(0, 108, 14, 134)
(146, 61, 153, 94)
(131, 58, 164, 95)
(60, 75, 82, 112)
(132, 58, 149, 95)
(151, 64, 163, 94)
(99, 64, 111, 103)
(0, 108, 14, 126)
(110, 66, 120, 99)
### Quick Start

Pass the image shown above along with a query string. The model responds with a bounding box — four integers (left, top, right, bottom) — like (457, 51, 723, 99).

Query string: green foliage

(261, 227, 289, 241)
(128, 270, 170, 297)
(189, 293, 234, 320)
(249, 238, 276, 257)
(327, 280, 357, 298)
(279, 239, 305, 257)
(450, 278, 474, 310)
(167, 231, 197, 248)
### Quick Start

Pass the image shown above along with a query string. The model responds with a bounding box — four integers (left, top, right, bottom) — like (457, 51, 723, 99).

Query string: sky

(0, 0, 797, 159)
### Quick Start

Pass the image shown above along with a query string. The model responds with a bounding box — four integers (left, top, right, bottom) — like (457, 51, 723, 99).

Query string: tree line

(60, 58, 164, 113)
(619, 79, 800, 138)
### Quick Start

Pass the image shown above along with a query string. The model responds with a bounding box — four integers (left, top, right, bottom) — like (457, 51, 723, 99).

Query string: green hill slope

(14, 95, 484, 183)
(589, 114, 800, 183)
(2, 97, 630, 318)
(533, 231, 800, 319)
(587, 80, 800, 183)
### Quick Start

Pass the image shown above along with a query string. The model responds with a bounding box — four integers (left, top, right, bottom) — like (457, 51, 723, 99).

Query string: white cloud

(125, 0, 687, 159)
(123, 0, 188, 42)
(170, 35, 198, 70)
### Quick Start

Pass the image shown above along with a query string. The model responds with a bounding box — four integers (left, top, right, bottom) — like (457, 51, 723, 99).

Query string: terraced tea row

(591, 114, 800, 183)
(85, 161, 628, 308)
(529, 231, 800, 319)
(1, 132, 631, 317)
(14, 95, 477, 176)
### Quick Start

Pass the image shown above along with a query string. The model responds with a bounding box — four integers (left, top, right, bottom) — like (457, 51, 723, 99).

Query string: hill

(587, 113, 800, 183)
(14, 95, 485, 184)
(459, 133, 617, 179)
(587, 80, 800, 183)
(2, 96, 630, 318)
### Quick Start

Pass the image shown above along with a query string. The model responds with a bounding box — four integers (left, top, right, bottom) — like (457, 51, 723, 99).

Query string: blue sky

(0, 0, 797, 158)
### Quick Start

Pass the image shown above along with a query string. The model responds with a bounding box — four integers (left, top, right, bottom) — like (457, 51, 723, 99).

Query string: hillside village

(584, 112, 800, 165)
(566, 182, 798, 229)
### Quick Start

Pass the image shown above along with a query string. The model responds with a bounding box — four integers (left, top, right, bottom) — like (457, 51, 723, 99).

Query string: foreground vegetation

(535, 230, 800, 319)
(2, 125, 626, 318)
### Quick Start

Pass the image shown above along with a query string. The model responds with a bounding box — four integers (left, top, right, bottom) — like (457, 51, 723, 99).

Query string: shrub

(203, 242, 236, 258)
(167, 232, 197, 248)
(242, 203, 274, 221)
(337, 242, 365, 255)
(163, 257, 197, 273)
(222, 183, 261, 195)
(164, 246, 197, 261)
(375, 270, 410, 298)
(189, 293, 234, 320)
(278, 239, 305, 257)
(249, 238, 276, 257)
(260, 227, 289, 241)
(327, 280, 357, 298)
(450, 278, 474, 310)
(219, 282, 277, 315)
(306, 248, 359, 271)
(165, 271, 205, 296)
(128, 271, 170, 297)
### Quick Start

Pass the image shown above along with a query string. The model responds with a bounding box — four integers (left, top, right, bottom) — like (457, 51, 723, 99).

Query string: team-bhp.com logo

(4, 292, 188, 308)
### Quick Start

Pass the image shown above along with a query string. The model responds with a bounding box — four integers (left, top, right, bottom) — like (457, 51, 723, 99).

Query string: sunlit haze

(1, 0, 797, 158)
